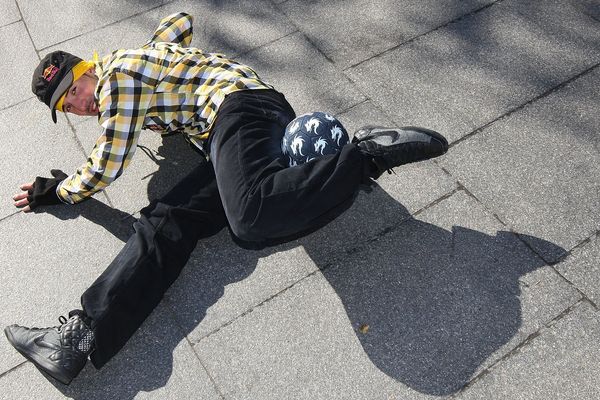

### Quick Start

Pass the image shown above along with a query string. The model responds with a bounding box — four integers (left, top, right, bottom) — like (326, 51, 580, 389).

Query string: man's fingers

(13, 192, 29, 201)
(14, 197, 30, 208)
(22, 205, 31, 213)
(19, 182, 34, 191)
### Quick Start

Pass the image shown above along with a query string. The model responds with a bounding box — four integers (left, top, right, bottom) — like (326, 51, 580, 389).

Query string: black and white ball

(281, 112, 349, 167)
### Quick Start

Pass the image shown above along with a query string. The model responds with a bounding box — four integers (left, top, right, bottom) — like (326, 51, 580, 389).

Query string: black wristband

(26, 169, 69, 209)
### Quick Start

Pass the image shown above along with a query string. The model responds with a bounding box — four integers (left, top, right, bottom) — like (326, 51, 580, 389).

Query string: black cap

(32, 51, 83, 123)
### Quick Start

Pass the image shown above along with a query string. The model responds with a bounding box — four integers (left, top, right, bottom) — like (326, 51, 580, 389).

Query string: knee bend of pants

(226, 203, 302, 243)
(227, 217, 262, 243)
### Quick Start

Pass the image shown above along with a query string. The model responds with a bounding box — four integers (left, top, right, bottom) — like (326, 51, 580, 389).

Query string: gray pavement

(0, 0, 598, 398)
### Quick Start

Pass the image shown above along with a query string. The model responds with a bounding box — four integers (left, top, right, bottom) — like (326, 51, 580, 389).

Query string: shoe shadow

(51, 175, 563, 398)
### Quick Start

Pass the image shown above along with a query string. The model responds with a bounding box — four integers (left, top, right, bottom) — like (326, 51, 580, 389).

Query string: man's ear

(83, 67, 96, 78)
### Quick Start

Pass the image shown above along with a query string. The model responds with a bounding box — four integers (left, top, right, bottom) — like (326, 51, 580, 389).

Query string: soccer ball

(281, 112, 349, 167)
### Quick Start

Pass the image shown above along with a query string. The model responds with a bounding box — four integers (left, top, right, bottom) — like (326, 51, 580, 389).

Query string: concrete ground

(0, 0, 599, 398)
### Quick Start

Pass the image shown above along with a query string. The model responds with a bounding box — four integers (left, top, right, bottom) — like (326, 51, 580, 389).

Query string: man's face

(61, 69, 99, 116)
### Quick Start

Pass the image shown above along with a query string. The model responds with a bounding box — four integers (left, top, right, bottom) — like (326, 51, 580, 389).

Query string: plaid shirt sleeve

(57, 72, 154, 204)
(145, 12, 193, 47)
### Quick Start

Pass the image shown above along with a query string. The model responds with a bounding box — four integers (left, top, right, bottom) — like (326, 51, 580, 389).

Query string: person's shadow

(45, 137, 563, 398)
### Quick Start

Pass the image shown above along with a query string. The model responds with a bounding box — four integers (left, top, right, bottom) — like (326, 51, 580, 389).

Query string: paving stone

(195, 272, 416, 400)
(0, 303, 221, 399)
(555, 233, 600, 305)
(279, 0, 494, 69)
(238, 32, 366, 115)
(194, 191, 579, 398)
(167, 0, 296, 58)
(319, 190, 579, 395)
(439, 67, 600, 263)
(0, 99, 88, 219)
(345, 0, 600, 143)
(335, 99, 396, 134)
(0, 208, 131, 375)
(70, 115, 201, 215)
(0, 22, 38, 109)
(19, 0, 166, 50)
(167, 229, 318, 344)
(458, 301, 600, 400)
(0, 0, 20, 27)
(43, 0, 295, 61)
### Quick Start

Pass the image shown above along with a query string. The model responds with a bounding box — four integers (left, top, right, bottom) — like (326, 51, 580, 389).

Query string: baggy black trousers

(82, 89, 370, 368)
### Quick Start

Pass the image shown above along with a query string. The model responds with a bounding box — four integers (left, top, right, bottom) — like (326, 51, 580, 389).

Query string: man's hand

(13, 170, 68, 212)
(13, 182, 35, 212)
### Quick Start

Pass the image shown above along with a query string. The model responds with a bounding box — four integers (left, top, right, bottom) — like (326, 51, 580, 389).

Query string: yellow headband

(55, 60, 96, 112)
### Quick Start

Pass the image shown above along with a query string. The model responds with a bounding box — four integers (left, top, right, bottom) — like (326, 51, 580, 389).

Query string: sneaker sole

(4, 327, 74, 385)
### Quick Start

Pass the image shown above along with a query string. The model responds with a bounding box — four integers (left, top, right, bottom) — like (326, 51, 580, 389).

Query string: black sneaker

(354, 126, 448, 178)
(4, 311, 94, 385)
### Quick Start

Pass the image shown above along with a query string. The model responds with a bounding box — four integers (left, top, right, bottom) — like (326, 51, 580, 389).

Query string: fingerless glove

(27, 169, 68, 209)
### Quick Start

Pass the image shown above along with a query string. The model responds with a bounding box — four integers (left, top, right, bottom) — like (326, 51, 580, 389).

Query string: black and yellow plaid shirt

(58, 12, 272, 204)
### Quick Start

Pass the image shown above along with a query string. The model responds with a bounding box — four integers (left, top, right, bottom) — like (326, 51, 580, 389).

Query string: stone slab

(194, 191, 579, 398)
(19, 0, 167, 50)
(335, 100, 395, 134)
(43, 0, 295, 61)
(167, 229, 318, 344)
(238, 32, 366, 116)
(0, 303, 221, 399)
(0, 0, 20, 27)
(439, 67, 600, 263)
(556, 233, 600, 305)
(167, 0, 296, 58)
(279, 0, 494, 69)
(345, 0, 600, 143)
(0, 22, 38, 109)
(0, 99, 88, 219)
(0, 207, 132, 375)
(459, 301, 600, 400)
(319, 190, 580, 396)
(195, 272, 414, 400)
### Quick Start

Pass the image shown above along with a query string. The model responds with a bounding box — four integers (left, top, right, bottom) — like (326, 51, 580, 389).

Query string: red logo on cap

(43, 65, 59, 82)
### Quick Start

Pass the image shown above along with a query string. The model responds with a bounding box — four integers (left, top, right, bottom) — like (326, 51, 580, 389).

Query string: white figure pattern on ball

(305, 117, 321, 134)
(290, 136, 305, 156)
(331, 125, 343, 145)
(314, 137, 327, 154)
(288, 120, 301, 134)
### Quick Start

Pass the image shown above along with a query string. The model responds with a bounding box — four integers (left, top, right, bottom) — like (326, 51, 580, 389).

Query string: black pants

(82, 89, 370, 368)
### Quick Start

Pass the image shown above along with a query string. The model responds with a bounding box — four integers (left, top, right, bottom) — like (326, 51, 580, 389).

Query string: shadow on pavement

(41, 198, 135, 243)
(45, 157, 563, 397)
(320, 208, 559, 395)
